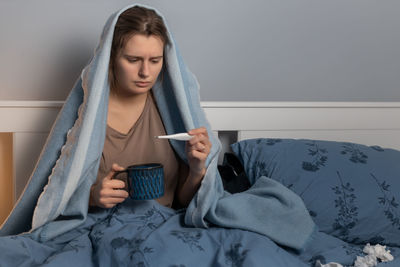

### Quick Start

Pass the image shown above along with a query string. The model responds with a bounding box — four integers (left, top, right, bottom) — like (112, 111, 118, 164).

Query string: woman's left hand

(186, 127, 212, 178)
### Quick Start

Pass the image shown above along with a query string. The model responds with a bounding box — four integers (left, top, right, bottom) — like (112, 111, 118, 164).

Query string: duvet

(2, 198, 399, 267)
(0, 199, 307, 267)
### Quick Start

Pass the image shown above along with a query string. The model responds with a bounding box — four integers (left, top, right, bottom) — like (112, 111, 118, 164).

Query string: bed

(1, 100, 400, 267)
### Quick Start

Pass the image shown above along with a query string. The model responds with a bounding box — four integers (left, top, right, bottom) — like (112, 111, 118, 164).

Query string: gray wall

(1, 0, 399, 101)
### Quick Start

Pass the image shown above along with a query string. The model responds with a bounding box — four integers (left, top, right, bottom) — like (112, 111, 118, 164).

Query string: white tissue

(354, 254, 377, 267)
(314, 243, 394, 267)
(316, 260, 343, 267)
(353, 243, 394, 267)
(362, 243, 394, 263)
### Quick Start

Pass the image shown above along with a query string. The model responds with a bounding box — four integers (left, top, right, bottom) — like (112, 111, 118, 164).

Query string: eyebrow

(124, 55, 163, 60)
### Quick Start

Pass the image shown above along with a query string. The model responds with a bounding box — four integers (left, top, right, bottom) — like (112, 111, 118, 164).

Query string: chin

(130, 87, 152, 95)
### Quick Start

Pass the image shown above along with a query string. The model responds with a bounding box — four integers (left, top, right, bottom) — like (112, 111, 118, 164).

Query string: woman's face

(113, 34, 164, 96)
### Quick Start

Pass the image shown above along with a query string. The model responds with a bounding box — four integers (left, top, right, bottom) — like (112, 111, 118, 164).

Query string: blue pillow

(231, 138, 400, 246)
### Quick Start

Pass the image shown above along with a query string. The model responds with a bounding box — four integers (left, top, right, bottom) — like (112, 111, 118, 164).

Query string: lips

(135, 81, 151, 87)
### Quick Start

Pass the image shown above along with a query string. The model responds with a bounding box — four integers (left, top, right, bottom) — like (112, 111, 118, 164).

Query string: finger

(188, 135, 199, 146)
(101, 188, 129, 198)
(188, 136, 211, 151)
(199, 136, 212, 149)
(188, 149, 208, 161)
(101, 197, 127, 208)
(205, 139, 212, 152)
(188, 127, 205, 134)
(187, 138, 205, 149)
(191, 142, 206, 151)
(189, 131, 212, 144)
(112, 163, 125, 172)
(104, 164, 125, 180)
(105, 179, 126, 189)
(100, 197, 127, 205)
(188, 134, 208, 146)
(188, 127, 208, 137)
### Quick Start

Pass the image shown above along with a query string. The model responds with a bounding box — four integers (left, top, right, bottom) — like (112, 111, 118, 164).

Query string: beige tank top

(96, 92, 186, 208)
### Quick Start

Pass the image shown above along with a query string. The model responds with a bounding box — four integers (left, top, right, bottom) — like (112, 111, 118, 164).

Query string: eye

(128, 58, 139, 63)
(151, 59, 161, 64)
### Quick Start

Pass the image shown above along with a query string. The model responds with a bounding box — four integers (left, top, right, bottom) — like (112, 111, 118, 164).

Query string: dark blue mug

(114, 163, 164, 200)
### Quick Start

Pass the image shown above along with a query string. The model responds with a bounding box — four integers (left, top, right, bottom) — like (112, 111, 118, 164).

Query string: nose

(139, 61, 149, 78)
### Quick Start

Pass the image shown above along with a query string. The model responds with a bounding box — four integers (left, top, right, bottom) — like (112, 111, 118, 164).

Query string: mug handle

(112, 169, 128, 178)
(112, 169, 132, 197)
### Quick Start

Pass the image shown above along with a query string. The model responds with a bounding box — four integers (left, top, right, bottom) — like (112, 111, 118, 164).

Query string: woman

(88, 6, 211, 210)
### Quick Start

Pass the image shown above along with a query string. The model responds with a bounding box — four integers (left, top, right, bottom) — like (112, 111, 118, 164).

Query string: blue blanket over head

(0, 3, 315, 251)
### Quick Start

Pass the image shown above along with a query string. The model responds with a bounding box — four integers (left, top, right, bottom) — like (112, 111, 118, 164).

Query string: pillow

(231, 138, 400, 246)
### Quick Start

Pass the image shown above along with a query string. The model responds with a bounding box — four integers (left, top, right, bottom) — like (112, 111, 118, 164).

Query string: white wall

(1, 0, 399, 101)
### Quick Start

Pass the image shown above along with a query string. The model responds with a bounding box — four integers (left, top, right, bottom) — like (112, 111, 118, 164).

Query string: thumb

(112, 163, 125, 172)
(105, 163, 125, 180)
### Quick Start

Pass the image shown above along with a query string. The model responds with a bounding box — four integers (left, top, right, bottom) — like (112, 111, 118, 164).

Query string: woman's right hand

(89, 163, 129, 208)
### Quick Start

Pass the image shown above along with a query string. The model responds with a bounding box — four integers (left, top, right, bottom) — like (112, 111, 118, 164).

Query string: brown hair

(109, 6, 170, 90)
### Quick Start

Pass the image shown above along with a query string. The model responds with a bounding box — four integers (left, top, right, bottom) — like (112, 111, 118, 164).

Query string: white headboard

(203, 101, 400, 144)
(203, 101, 400, 164)
(1, 101, 400, 204)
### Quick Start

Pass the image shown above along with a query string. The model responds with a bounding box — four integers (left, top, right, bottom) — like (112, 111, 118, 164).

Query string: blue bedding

(0, 199, 303, 267)
(1, 198, 399, 267)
